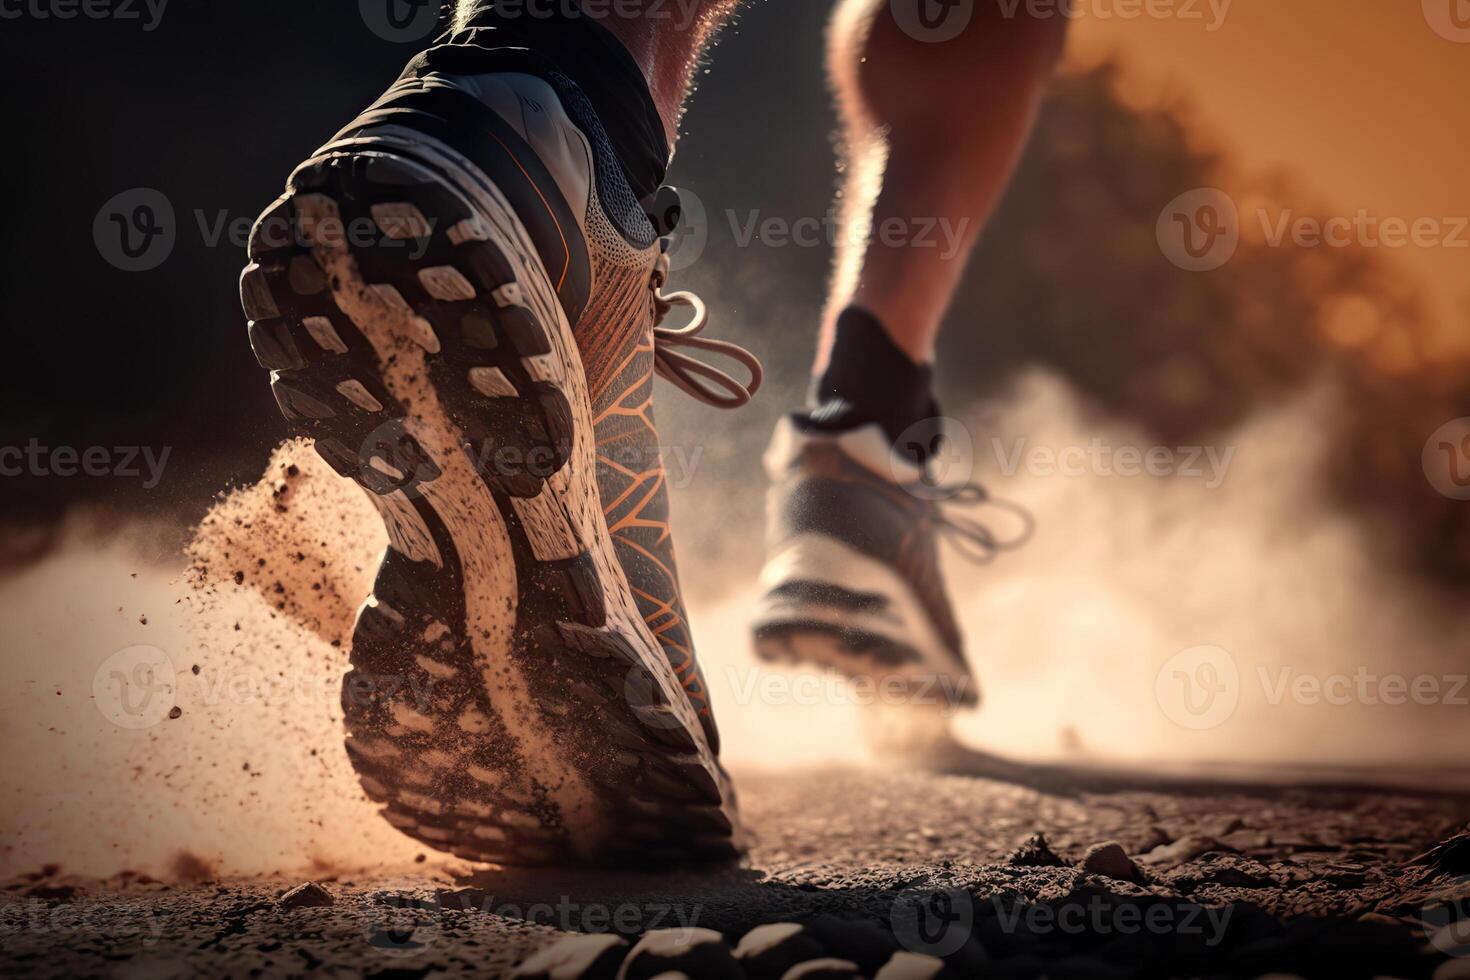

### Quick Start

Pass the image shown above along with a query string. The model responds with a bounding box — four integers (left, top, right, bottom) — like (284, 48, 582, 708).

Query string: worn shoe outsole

(239, 131, 738, 866)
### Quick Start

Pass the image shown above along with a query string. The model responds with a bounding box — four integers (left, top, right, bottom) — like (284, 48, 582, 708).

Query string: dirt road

(5, 760, 1470, 979)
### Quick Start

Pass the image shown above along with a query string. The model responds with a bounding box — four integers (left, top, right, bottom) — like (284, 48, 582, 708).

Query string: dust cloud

(4, 376, 1468, 879)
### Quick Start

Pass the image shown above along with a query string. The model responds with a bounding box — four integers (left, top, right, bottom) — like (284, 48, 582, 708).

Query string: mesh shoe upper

(764, 421, 969, 670)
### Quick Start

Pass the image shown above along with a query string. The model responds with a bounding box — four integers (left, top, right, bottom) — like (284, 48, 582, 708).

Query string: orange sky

(1071, 0, 1470, 335)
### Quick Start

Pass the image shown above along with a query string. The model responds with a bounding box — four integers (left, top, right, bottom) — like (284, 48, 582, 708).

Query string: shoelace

(909, 481, 1036, 564)
(647, 238, 763, 410)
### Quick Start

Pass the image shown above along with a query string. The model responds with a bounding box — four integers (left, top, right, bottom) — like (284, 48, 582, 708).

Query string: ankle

(804, 307, 940, 462)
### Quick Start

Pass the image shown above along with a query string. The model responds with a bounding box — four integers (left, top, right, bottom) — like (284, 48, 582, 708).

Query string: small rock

(801, 915, 899, 974)
(734, 923, 826, 980)
(1434, 960, 1470, 980)
(1414, 831, 1470, 879)
(511, 933, 626, 980)
(1135, 827, 1171, 853)
(620, 928, 741, 980)
(781, 959, 861, 979)
(167, 706, 182, 720)
(874, 951, 949, 979)
(1007, 832, 1066, 868)
(1138, 835, 1226, 868)
(1080, 841, 1147, 885)
(277, 882, 334, 909)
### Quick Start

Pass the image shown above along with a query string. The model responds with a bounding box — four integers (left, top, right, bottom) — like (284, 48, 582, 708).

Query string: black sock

(441, 1, 670, 201)
(801, 307, 940, 464)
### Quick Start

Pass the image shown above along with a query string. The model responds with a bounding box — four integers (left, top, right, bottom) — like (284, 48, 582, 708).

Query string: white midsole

(752, 533, 972, 695)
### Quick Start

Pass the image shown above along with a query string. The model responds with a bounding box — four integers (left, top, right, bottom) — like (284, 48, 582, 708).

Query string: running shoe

(752, 417, 1029, 711)
(238, 43, 755, 865)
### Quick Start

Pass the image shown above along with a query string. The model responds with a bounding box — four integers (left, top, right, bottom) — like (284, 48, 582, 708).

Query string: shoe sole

(752, 535, 979, 709)
(239, 132, 738, 865)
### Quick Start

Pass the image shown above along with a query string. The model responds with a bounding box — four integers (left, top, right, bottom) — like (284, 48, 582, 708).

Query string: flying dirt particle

(414, 853, 426, 864)
(170, 851, 216, 883)
(167, 706, 182, 720)
(1008, 832, 1066, 868)
(191, 665, 200, 675)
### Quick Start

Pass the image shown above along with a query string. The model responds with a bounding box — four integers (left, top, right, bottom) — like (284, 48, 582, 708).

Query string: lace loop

(648, 257, 763, 409)
(917, 481, 1035, 564)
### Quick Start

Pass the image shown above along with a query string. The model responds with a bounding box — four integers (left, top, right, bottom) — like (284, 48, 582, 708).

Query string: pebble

(1138, 835, 1225, 868)
(619, 928, 742, 980)
(780, 958, 862, 979)
(276, 882, 334, 909)
(873, 951, 949, 979)
(1079, 841, 1147, 885)
(734, 923, 827, 979)
(511, 933, 627, 980)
